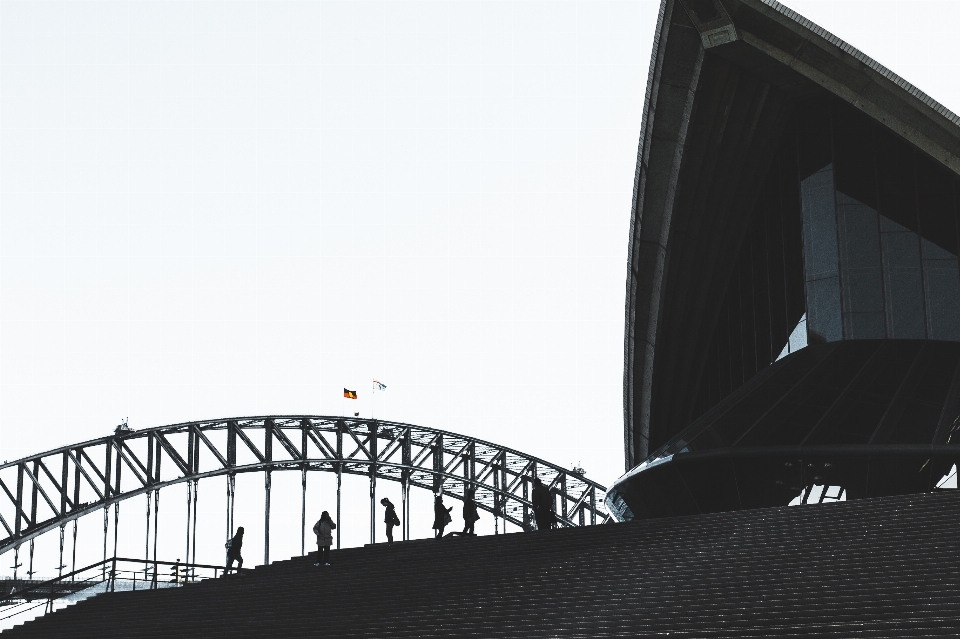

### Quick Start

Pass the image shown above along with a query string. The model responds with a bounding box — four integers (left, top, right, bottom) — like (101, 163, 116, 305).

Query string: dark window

(881, 225, 926, 338)
(836, 193, 885, 338)
(801, 166, 842, 342)
(916, 157, 960, 340)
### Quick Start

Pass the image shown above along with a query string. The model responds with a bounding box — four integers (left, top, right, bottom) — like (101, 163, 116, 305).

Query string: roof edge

(758, 0, 960, 129)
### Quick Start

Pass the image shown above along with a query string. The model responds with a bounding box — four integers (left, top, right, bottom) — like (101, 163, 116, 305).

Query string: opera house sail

(608, 0, 960, 520)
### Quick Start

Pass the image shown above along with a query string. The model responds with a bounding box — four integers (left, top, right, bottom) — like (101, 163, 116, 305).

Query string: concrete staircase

(4, 491, 960, 637)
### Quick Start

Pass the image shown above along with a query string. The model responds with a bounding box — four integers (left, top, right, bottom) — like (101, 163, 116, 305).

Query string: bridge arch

(0, 416, 609, 574)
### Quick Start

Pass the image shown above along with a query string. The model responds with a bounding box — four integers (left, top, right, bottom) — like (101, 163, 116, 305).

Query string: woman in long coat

(432, 494, 452, 538)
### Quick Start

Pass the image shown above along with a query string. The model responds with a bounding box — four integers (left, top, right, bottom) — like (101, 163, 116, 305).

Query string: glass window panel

(779, 132, 806, 330)
(923, 258, 960, 341)
(916, 154, 960, 335)
(881, 229, 926, 338)
(806, 277, 843, 343)
(837, 193, 885, 338)
(843, 312, 887, 339)
(802, 166, 839, 280)
(801, 165, 843, 343)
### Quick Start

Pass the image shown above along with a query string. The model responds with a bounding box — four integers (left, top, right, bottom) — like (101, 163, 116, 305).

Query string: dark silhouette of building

(609, 0, 960, 521)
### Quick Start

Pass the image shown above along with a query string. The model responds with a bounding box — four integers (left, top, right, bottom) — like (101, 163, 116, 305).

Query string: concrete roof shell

(624, 0, 960, 470)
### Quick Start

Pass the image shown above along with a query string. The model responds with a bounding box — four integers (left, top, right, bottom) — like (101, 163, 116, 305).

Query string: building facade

(608, 0, 960, 521)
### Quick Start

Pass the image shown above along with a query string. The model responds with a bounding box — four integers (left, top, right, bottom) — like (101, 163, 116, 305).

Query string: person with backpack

(433, 493, 453, 538)
(380, 497, 401, 544)
(462, 489, 481, 535)
(312, 511, 336, 566)
(224, 527, 244, 575)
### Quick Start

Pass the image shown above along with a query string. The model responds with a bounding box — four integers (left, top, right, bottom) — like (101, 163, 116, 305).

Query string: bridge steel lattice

(0, 416, 609, 579)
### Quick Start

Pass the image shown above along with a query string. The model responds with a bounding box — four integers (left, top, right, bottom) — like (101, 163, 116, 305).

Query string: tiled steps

(4, 491, 960, 637)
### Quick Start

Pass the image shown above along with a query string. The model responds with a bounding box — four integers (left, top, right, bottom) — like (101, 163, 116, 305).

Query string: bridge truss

(0, 416, 609, 579)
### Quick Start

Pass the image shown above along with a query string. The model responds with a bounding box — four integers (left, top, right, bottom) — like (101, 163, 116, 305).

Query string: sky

(1, 0, 960, 575)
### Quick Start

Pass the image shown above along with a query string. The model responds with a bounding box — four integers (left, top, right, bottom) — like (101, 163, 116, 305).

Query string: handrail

(0, 557, 248, 607)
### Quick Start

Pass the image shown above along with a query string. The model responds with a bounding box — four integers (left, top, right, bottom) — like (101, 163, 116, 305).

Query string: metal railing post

(336, 420, 343, 549)
(264, 419, 273, 566)
(369, 421, 378, 545)
(184, 482, 192, 577)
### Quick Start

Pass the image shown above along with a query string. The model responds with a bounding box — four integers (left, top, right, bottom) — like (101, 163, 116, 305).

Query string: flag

(373, 380, 387, 391)
(344, 389, 357, 399)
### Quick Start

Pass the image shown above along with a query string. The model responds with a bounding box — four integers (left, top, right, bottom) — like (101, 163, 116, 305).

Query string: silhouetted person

(225, 527, 244, 575)
(462, 489, 480, 535)
(531, 478, 555, 531)
(433, 494, 452, 538)
(381, 497, 400, 544)
(313, 511, 336, 566)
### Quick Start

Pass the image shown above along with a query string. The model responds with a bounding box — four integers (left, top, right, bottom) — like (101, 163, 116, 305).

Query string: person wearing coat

(462, 489, 480, 535)
(313, 511, 336, 566)
(432, 494, 453, 538)
(225, 526, 244, 575)
(380, 497, 400, 544)
(532, 478, 556, 531)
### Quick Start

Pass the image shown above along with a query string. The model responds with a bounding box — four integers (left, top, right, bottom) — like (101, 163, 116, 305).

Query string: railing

(0, 557, 246, 624)
(0, 416, 610, 574)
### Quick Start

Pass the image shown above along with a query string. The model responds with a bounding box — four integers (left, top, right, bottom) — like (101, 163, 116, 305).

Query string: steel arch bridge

(0, 416, 609, 577)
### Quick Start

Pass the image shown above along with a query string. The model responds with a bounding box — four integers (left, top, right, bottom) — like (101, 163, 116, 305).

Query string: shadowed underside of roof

(624, 0, 960, 469)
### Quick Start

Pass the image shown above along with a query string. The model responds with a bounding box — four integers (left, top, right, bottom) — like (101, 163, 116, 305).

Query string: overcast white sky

(1, 0, 959, 572)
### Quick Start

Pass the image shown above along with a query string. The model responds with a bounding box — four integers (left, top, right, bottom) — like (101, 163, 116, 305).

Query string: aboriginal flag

(344, 389, 358, 399)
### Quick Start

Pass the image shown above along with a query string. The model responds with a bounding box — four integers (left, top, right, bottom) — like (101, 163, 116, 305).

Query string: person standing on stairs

(313, 511, 336, 566)
(531, 478, 556, 531)
(462, 489, 480, 535)
(381, 498, 400, 544)
(224, 527, 244, 575)
(433, 493, 453, 538)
